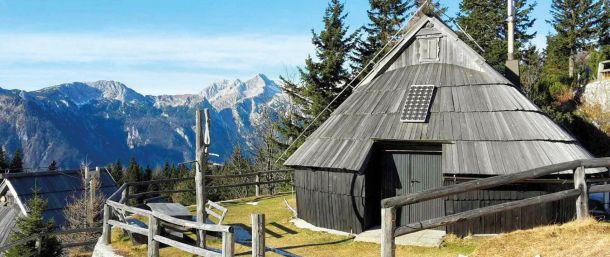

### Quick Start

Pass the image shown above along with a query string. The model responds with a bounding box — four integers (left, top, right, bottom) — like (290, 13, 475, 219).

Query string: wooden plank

(107, 220, 148, 236)
(153, 235, 221, 257)
(381, 207, 396, 257)
(381, 160, 582, 208)
(151, 211, 232, 232)
(251, 213, 265, 257)
(394, 189, 581, 236)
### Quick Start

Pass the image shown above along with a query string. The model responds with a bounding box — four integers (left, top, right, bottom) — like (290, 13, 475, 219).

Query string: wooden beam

(222, 231, 235, 257)
(107, 220, 148, 236)
(574, 166, 588, 219)
(102, 204, 111, 244)
(148, 215, 160, 257)
(394, 189, 581, 236)
(381, 160, 582, 208)
(251, 213, 265, 257)
(381, 207, 395, 257)
(153, 235, 221, 257)
(106, 200, 152, 216)
(581, 157, 610, 168)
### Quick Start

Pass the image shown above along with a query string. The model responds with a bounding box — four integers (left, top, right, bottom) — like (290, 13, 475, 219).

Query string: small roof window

(400, 85, 435, 123)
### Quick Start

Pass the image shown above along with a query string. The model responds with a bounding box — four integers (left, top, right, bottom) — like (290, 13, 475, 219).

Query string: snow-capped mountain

(0, 74, 288, 168)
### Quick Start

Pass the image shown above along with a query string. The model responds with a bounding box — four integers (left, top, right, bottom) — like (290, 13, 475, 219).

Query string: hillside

(0, 74, 288, 168)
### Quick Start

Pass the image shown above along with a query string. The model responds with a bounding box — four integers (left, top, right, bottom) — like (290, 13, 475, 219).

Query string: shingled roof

(284, 16, 596, 175)
(0, 169, 118, 228)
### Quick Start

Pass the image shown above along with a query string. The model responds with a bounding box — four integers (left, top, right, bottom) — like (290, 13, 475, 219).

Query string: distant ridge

(0, 74, 288, 168)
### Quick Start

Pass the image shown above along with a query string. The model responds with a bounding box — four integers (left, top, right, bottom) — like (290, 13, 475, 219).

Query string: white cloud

(0, 32, 311, 94)
(0, 32, 311, 68)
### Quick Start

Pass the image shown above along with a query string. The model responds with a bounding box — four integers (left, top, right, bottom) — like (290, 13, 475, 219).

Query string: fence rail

(0, 227, 102, 253)
(380, 157, 610, 257)
(101, 168, 293, 257)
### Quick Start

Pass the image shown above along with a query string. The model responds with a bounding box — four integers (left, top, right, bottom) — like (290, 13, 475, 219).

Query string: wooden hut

(284, 15, 605, 236)
(0, 169, 118, 248)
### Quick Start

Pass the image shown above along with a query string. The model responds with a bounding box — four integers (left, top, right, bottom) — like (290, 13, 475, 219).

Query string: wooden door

(381, 151, 444, 227)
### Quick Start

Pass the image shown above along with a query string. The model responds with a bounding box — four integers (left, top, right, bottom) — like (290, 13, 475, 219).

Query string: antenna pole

(507, 0, 515, 61)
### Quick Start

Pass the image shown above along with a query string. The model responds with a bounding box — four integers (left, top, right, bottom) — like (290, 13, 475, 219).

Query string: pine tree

(548, 0, 603, 79)
(417, 0, 447, 17)
(456, 0, 536, 73)
(352, 0, 414, 73)
(111, 160, 123, 185)
(600, 0, 610, 46)
(9, 149, 23, 172)
(124, 157, 142, 197)
(0, 148, 7, 172)
(6, 192, 62, 257)
(277, 0, 359, 155)
(48, 160, 58, 171)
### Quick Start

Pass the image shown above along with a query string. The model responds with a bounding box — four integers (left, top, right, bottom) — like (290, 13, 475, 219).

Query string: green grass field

(109, 193, 610, 257)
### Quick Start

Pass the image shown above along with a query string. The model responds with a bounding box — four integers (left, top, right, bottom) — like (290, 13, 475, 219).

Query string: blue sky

(0, 0, 553, 95)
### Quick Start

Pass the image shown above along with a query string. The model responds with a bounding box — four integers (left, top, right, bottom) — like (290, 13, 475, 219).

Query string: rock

(583, 80, 610, 112)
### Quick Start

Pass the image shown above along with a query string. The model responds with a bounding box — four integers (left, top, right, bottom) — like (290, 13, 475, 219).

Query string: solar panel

(400, 85, 435, 122)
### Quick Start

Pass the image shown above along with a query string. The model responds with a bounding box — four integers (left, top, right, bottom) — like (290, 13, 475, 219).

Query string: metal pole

(506, 0, 515, 61)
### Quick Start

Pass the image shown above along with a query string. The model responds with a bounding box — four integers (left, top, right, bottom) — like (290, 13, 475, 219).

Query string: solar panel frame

(400, 84, 435, 123)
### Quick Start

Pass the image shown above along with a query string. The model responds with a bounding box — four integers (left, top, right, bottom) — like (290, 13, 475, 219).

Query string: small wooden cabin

(0, 169, 117, 248)
(284, 16, 604, 236)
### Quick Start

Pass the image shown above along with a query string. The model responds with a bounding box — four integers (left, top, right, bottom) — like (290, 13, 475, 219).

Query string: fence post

(122, 184, 129, 204)
(251, 213, 265, 257)
(574, 165, 588, 219)
(102, 204, 112, 244)
(148, 215, 160, 257)
(222, 228, 235, 257)
(381, 207, 396, 257)
(255, 173, 261, 197)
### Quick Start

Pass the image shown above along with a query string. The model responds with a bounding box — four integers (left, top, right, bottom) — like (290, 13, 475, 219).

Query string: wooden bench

(206, 200, 228, 225)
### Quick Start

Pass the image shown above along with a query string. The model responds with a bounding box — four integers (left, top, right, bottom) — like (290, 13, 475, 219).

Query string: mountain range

(0, 74, 288, 169)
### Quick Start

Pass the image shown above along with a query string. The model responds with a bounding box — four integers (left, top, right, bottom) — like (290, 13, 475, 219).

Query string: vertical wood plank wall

(294, 169, 367, 233)
(443, 180, 576, 236)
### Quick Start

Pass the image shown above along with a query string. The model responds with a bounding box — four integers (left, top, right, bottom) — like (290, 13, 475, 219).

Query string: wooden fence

(101, 169, 293, 257)
(380, 157, 610, 257)
(0, 227, 102, 256)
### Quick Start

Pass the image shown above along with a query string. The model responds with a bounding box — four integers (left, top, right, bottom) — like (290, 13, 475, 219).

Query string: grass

(109, 194, 610, 257)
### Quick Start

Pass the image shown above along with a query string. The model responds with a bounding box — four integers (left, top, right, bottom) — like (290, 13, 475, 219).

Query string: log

(394, 189, 581, 236)
(153, 235, 221, 257)
(222, 231, 235, 257)
(102, 204, 111, 244)
(381, 207, 396, 257)
(106, 200, 152, 216)
(574, 166, 589, 219)
(381, 160, 582, 208)
(581, 157, 610, 168)
(107, 220, 148, 236)
(207, 179, 292, 190)
(251, 213, 265, 257)
(148, 215, 160, 257)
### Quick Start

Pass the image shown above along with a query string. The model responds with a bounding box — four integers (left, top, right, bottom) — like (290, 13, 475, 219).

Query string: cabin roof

(0, 205, 21, 249)
(0, 169, 118, 228)
(284, 16, 597, 175)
